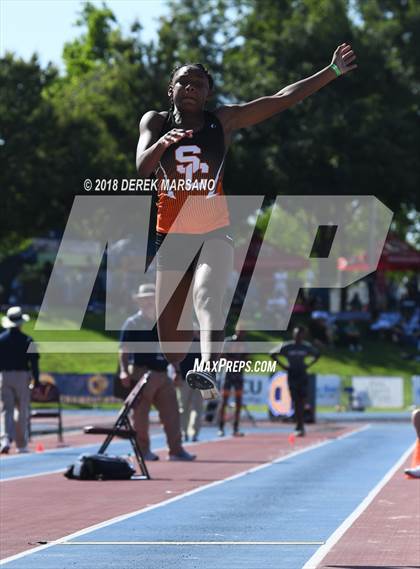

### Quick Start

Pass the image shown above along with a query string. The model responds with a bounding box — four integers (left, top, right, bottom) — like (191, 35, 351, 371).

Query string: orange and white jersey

(155, 111, 230, 234)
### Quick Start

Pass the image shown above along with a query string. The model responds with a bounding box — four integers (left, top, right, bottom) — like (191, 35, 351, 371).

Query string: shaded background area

(1, 0, 419, 252)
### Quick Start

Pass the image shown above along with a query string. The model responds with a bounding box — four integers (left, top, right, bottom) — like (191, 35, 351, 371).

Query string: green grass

(4, 312, 417, 407)
(312, 342, 417, 408)
(12, 312, 118, 373)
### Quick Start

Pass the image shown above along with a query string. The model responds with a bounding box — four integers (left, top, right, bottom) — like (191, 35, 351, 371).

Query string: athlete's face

(170, 67, 210, 112)
(293, 329, 305, 342)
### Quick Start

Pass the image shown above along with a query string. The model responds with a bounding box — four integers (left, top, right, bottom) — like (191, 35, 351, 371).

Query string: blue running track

(0, 423, 412, 569)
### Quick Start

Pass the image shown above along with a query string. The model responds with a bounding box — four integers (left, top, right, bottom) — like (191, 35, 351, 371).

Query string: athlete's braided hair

(167, 63, 214, 124)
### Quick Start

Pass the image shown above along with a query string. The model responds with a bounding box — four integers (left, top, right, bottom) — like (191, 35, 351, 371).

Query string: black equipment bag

(65, 453, 135, 480)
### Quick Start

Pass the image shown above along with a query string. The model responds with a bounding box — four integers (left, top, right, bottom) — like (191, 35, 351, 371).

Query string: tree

(1, 0, 418, 255)
(214, 0, 419, 216)
(1, 2, 158, 250)
(0, 54, 59, 253)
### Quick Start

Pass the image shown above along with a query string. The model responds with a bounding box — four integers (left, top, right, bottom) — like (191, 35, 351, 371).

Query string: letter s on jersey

(176, 145, 209, 180)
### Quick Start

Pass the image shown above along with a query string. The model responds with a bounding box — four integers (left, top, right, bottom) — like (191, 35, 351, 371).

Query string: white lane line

(301, 441, 415, 569)
(0, 441, 111, 461)
(0, 433, 177, 483)
(0, 445, 164, 483)
(335, 424, 370, 440)
(0, 435, 233, 483)
(0, 424, 364, 482)
(0, 433, 248, 483)
(0, 419, 164, 461)
(0, 435, 337, 565)
(1, 468, 67, 482)
(0, 424, 301, 482)
(0, 423, 369, 565)
(59, 540, 325, 546)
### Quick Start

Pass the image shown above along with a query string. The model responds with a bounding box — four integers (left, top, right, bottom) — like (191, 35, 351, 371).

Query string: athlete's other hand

(331, 43, 357, 75)
(160, 128, 193, 148)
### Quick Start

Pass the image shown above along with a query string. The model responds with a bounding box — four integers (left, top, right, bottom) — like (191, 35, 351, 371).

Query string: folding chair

(29, 383, 63, 442)
(84, 372, 151, 480)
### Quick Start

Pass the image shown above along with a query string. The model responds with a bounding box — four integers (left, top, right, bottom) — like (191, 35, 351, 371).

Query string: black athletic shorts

(155, 227, 233, 272)
(223, 372, 244, 392)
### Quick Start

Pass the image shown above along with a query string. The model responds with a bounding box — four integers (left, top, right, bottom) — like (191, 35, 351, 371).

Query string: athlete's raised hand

(331, 43, 357, 75)
(137, 112, 194, 176)
(160, 128, 193, 148)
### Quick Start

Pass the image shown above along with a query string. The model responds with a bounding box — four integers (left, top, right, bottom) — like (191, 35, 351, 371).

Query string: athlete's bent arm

(305, 353, 320, 370)
(269, 349, 289, 371)
(136, 111, 193, 177)
(217, 43, 357, 132)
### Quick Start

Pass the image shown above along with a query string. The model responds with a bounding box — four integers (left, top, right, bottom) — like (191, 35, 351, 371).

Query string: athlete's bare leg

(186, 238, 234, 399)
(194, 238, 233, 362)
(156, 269, 195, 365)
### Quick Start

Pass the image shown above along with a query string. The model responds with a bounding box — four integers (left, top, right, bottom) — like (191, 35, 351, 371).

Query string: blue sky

(0, 0, 168, 68)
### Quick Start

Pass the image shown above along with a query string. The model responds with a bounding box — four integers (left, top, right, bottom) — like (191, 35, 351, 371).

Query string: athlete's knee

(194, 286, 210, 309)
(194, 287, 223, 314)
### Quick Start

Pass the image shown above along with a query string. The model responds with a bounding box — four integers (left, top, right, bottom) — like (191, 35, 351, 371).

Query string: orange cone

(410, 440, 420, 467)
(405, 439, 420, 479)
(35, 442, 45, 453)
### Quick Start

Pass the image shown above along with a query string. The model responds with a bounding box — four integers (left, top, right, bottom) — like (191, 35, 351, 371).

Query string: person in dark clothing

(218, 330, 248, 437)
(119, 283, 195, 462)
(0, 306, 40, 453)
(270, 326, 320, 436)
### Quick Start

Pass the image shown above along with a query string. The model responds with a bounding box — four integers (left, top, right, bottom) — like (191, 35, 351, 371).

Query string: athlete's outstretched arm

(217, 43, 357, 132)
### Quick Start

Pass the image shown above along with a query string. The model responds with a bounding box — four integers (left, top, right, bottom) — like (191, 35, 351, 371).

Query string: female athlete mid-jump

(136, 43, 357, 398)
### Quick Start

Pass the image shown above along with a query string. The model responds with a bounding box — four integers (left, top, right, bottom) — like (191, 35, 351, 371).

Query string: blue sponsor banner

(40, 373, 115, 398)
(316, 375, 341, 406)
(242, 375, 270, 406)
